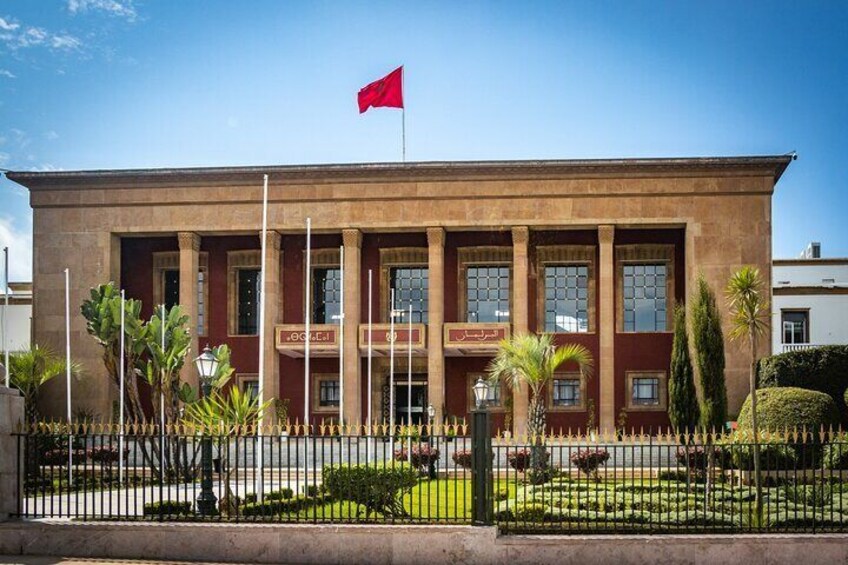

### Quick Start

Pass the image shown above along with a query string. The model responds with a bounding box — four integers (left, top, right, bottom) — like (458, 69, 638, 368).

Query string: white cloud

(0, 17, 19, 31)
(44, 130, 59, 141)
(0, 69, 15, 78)
(0, 215, 33, 281)
(68, 0, 137, 21)
(0, 20, 82, 52)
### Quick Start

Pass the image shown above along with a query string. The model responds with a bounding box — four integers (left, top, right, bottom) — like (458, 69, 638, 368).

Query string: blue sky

(1, 1, 846, 280)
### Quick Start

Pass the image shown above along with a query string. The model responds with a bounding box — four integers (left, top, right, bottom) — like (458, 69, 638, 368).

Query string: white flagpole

(389, 289, 395, 456)
(3, 247, 8, 388)
(367, 269, 373, 458)
(257, 173, 269, 497)
(64, 268, 72, 486)
(160, 304, 165, 471)
(119, 290, 125, 486)
(407, 304, 412, 466)
(401, 66, 406, 163)
(339, 245, 344, 427)
(304, 217, 311, 492)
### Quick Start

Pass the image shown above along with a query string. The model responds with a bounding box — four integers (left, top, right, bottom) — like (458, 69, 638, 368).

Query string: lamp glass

(472, 377, 490, 409)
(427, 404, 436, 419)
(195, 346, 219, 383)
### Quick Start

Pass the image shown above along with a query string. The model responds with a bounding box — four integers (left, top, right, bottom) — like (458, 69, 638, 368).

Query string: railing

(13, 423, 848, 534)
(781, 343, 823, 353)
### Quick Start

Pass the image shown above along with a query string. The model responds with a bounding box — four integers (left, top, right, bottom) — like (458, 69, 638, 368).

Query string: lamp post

(471, 377, 492, 526)
(426, 403, 436, 480)
(195, 345, 219, 516)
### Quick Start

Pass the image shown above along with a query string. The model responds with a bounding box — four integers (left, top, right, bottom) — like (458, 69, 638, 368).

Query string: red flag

(358, 66, 404, 114)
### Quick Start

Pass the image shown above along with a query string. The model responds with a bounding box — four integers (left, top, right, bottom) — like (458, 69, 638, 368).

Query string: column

(261, 231, 282, 420)
(598, 225, 616, 433)
(511, 226, 530, 437)
(342, 229, 362, 425)
(426, 227, 446, 425)
(178, 232, 200, 391)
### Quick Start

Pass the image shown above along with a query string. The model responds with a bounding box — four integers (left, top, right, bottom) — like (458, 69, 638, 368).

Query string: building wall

(16, 159, 784, 427)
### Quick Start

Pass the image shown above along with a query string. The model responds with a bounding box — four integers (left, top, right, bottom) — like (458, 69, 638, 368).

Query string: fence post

(0, 386, 25, 521)
(471, 407, 492, 526)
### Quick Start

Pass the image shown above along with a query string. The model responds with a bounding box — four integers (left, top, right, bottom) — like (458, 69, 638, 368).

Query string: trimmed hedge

(737, 387, 839, 433)
(322, 462, 418, 517)
(758, 345, 848, 424)
(143, 500, 193, 517)
(823, 435, 848, 470)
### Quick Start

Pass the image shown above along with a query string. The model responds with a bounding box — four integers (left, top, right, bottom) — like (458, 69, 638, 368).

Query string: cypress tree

(669, 304, 700, 433)
(691, 275, 727, 431)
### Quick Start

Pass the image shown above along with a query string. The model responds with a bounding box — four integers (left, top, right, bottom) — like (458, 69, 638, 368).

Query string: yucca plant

(727, 266, 770, 518)
(9, 345, 80, 424)
(488, 333, 592, 483)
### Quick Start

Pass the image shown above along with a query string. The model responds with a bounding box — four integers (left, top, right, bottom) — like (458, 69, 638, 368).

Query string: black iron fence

(13, 420, 848, 534)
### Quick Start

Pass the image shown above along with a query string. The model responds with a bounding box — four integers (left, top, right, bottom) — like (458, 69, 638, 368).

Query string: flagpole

(339, 245, 344, 427)
(64, 268, 72, 487)
(3, 246, 8, 388)
(160, 304, 165, 473)
(366, 269, 373, 459)
(401, 67, 406, 162)
(257, 173, 269, 498)
(407, 304, 412, 466)
(119, 289, 125, 487)
(304, 217, 311, 493)
(389, 289, 395, 456)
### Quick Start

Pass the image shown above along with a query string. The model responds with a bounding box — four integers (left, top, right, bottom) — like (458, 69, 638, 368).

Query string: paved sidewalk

(0, 557, 272, 565)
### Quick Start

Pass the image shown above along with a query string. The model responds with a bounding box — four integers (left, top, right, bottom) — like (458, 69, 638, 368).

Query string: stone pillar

(261, 231, 282, 421)
(0, 386, 24, 521)
(177, 232, 201, 391)
(598, 225, 616, 433)
(511, 226, 530, 437)
(342, 229, 362, 425)
(426, 227, 446, 425)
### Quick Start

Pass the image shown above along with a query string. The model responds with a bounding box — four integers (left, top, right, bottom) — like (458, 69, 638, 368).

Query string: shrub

(823, 435, 848, 470)
(495, 487, 510, 502)
(658, 470, 689, 482)
(88, 445, 125, 464)
(322, 462, 418, 517)
(507, 449, 549, 473)
(676, 446, 722, 474)
(265, 488, 294, 501)
(452, 450, 472, 469)
(737, 387, 840, 433)
(143, 500, 193, 517)
(241, 500, 287, 517)
(570, 448, 610, 478)
(719, 435, 797, 470)
(758, 345, 848, 425)
(513, 501, 548, 522)
(393, 444, 440, 472)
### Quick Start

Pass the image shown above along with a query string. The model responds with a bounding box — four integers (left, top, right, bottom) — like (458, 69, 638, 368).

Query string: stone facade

(8, 156, 791, 432)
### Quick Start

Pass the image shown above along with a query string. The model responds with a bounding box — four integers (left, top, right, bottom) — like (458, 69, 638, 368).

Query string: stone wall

(0, 386, 24, 521)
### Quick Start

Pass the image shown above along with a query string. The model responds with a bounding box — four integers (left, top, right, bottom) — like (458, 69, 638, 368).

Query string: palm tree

(488, 333, 592, 483)
(9, 345, 78, 424)
(726, 266, 769, 518)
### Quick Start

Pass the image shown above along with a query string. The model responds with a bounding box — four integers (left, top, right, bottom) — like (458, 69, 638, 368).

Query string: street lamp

(426, 403, 436, 479)
(472, 377, 490, 410)
(195, 345, 219, 516)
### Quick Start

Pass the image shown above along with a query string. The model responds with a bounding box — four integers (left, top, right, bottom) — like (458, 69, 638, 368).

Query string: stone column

(342, 229, 362, 425)
(511, 226, 530, 437)
(598, 225, 616, 433)
(0, 386, 24, 521)
(426, 227, 446, 425)
(261, 231, 282, 421)
(178, 232, 201, 391)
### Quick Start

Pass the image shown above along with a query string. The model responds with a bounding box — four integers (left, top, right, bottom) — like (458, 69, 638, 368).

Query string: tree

(691, 275, 727, 430)
(9, 345, 79, 424)
(726, 266, 770, 518)
(488, 333, 592, 484)
(668, 304, 700, 434)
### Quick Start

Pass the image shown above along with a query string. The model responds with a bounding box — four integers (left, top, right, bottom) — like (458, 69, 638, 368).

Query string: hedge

(143, 500, 193, 517)
(737, 387, 839, 433)
(758, 345, 848, 424)
(322, 461, 418, 518)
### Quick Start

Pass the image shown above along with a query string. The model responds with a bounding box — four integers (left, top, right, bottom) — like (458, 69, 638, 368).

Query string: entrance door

(395, 381, 428, 426)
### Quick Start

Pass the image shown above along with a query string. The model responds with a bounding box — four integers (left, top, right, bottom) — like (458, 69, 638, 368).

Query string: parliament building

(8, 155, 793, 433)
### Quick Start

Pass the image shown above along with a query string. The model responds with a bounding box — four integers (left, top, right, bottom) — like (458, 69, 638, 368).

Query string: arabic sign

(444, 323, 510, 348)
(358, 324, 426, 349)
(276, 324, 338, 349)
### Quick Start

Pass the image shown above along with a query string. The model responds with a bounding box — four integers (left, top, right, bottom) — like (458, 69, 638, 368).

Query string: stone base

(2, 522, 848, 565)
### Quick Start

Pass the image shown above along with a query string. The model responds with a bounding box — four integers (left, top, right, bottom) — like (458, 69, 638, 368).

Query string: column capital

(598, 225, 616, 245)
(262, 230, 282, 251)
(426, 227, 445, 247)
(512, 226, 530, 246)
(177, 232, 201, 252)
(342, 228, 362, 249)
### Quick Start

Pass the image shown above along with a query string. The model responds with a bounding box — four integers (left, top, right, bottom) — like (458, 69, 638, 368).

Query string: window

(158, 267, 207, 336)
(782, 310, 809, 344)
(196, 270, 206, 336)
(242, 379, 259, 401)
(467, 266, 510, 323)
(313, 268, 342, 324)
(544, 265, 589, 332)
(623, 264, 667, 332)
(625, 371, 667, 411)
(552, 378, 581, 407)
(319, 378, 340, 407)
(237, 269, 261, 335)
(390, 267, 429, 323)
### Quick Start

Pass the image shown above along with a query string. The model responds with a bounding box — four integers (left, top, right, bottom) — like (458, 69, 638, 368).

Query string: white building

(0, 282, 32, 355)
(772, 243, 848, 354)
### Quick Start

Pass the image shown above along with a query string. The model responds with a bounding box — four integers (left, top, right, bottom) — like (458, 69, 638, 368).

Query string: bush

(823, 435, 848, 470)
(265, 488, 294, 501)
(452, 450, 472, 469)
(513, 502, 548, 522)
(718, 435, 798, 470)
(322, 462, 418, 517)
(758, 345, 848, 425)
(675, 446, 722, 473)
(507, 449, 549, 473)
(393, 444, 440, 472)
(494, 487, 510, 502)
(570, 448, 610, 478)
(737, 387, 840, 433)
(143, 500, 193, 517)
